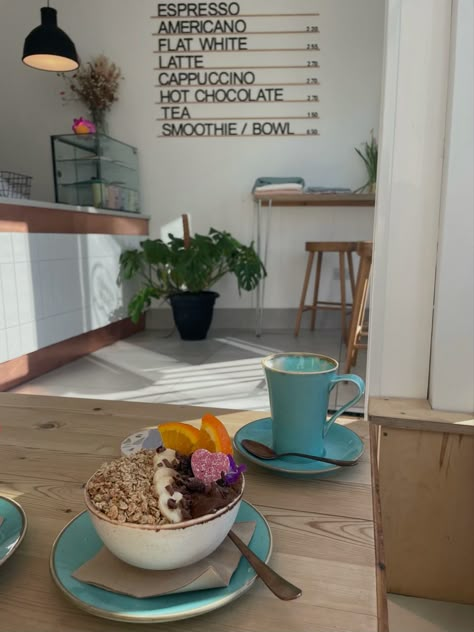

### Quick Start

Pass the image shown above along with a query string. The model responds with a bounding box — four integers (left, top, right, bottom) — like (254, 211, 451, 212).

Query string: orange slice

(158, 422, 200, 455)
(196, 413, 233, 455)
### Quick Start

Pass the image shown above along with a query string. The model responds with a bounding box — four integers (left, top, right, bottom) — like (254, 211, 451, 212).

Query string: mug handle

(324, 374, 365, 437)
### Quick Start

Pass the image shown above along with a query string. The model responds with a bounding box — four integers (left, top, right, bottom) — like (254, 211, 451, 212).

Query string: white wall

(430, 0, 474, 413)
(367, 0, 452, 399)
(0, 0, 383, 309)
(0, 231, 141, 362)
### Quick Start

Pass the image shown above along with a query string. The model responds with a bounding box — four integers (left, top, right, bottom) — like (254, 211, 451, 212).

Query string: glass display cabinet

(51, 134, 140, 213)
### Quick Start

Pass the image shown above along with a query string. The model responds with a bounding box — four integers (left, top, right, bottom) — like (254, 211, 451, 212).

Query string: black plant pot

(169, 291, 219, 340)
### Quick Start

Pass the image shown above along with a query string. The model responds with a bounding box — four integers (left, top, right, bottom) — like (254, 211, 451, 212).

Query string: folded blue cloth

(252, 176, 305, 192)
(304, 186, 352, 193)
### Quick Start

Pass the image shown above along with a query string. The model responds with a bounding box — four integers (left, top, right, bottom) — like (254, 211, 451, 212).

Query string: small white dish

(121, 428, 162, 456)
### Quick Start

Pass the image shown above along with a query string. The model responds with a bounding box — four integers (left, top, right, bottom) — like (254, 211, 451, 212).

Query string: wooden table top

(0, 393, 382, 632)
(253, 192, 376, 207)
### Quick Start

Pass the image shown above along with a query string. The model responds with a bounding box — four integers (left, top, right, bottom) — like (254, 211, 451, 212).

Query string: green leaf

(355, 148, 370, 169)
(127, 286, 160, 323)
(141, 239, 171, 265)
(119, 226, 266, 318)
(118, 249, 143, 281)
(355, 134, 378, 186)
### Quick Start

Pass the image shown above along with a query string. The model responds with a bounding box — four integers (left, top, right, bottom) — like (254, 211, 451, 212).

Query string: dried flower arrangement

(60, 54, 122, 132)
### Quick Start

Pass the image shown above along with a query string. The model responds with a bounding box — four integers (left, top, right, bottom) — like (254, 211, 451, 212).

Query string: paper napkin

(73, 521, 255, 598)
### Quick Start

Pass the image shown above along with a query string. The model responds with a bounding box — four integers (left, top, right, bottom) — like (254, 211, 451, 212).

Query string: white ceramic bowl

(84, 477, 244, 570)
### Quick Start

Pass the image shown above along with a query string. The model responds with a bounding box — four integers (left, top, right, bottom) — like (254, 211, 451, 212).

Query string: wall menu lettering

(152, 1, 320, 138)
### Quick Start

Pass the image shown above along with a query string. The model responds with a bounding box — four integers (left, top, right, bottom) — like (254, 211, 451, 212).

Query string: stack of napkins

(73, 521, 255, 598)
(253, 177, 305, 195)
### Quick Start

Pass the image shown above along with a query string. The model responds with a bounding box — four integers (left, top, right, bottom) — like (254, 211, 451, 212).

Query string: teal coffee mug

(262, 353, 365, 457)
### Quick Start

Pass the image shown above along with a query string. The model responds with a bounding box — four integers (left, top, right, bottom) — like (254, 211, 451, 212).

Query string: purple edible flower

(224, 454, 246, 485)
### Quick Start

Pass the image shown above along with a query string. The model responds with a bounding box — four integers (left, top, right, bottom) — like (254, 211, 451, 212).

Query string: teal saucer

(0, 496, 27, 566)
(50, 500, 272, 623)
(233, 417, 364, 478)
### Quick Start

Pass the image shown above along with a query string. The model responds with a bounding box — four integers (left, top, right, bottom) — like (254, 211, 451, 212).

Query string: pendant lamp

(22, 4, 79, 72)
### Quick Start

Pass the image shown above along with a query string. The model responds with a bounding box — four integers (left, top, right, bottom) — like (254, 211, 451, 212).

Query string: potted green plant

(119, 227, 266, 340)
(354, 130, 378, 194)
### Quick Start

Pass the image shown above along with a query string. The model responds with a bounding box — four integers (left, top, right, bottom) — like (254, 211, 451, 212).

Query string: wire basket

(0, 171, 32, 199)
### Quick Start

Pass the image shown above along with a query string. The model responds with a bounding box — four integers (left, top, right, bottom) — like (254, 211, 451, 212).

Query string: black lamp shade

(22, 7, 79, 72)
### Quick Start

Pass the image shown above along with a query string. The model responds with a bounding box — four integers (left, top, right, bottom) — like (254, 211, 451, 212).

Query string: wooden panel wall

(0, 203, 148, 234)
(1, 316, 145, 392)
(378, 426, 474, 603)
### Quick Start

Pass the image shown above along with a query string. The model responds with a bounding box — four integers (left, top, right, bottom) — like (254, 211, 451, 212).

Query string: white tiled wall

(0, 233, 142, 362)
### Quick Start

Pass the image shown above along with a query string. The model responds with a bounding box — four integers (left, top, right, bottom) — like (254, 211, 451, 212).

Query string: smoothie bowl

(84, 417, 245, 570)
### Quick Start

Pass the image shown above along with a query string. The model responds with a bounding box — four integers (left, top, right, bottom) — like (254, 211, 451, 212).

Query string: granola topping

(86, 450, 167, 525)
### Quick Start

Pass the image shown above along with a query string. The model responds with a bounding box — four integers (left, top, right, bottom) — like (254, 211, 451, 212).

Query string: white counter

(0, 200, 148, 367)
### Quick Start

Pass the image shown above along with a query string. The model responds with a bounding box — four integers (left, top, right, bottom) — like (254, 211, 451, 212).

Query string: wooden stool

(294, 241, 357, 340)
(344, 241, 373, 373)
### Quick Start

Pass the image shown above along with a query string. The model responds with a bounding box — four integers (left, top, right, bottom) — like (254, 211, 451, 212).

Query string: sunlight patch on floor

(11, 328, 364, 411)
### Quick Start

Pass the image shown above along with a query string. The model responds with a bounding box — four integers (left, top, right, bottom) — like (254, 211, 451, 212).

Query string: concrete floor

(12, 328, 366, 411)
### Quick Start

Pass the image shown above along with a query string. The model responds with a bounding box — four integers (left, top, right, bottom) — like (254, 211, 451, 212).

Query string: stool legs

(310, 252, 323, 330)
(347, 251, 356, 300)
(344, 253, 372, 373)
(295, 247, 357, 338)
(294, 251, 315, 336)
(339, 251, 348, 342)
(346, 251, 356, 346)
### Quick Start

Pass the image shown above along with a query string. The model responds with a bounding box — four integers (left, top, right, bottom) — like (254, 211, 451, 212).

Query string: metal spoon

(241, 439, 359, 467)
(228, 530, 302, 601)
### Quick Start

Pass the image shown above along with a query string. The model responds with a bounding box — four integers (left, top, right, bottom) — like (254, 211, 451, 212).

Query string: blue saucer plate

(233, 417, 364, 478)
(50, 500, 272, 623)
(0, 496, 27, 567)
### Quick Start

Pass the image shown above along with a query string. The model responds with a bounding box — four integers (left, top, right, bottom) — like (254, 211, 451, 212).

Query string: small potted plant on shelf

(354, 130, 378, 194)
(119, 222, 266, 340)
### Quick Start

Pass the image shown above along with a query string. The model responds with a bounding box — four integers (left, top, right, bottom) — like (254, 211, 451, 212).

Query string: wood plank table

(0, 393, 386, 632)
